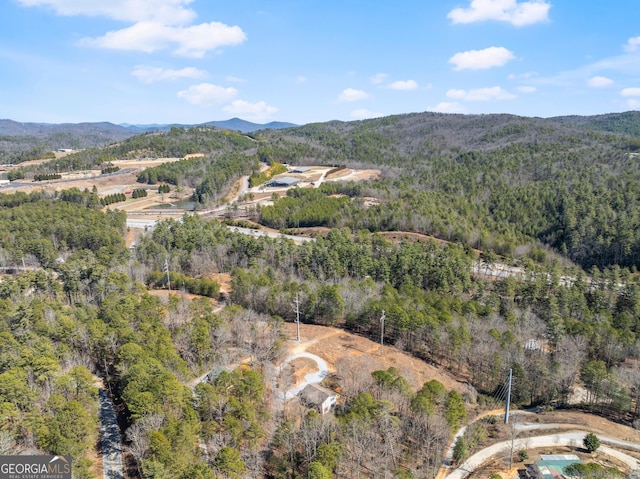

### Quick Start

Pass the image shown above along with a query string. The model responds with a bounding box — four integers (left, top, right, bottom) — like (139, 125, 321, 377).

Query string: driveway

(278, 351, 329, 400)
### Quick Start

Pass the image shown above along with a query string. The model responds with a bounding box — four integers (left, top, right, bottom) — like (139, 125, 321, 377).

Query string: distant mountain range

(0, 119, 134, 138)
(1, 117, 297, 137)
(0, 118, 298, 163)
(121, 118, 297, 133)
(1, 111, 639, 164)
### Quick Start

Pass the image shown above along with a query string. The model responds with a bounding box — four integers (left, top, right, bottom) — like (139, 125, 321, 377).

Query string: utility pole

(293, 293, 301, 342)
(504, 368, 513, 424)
(164, 258, 171, 292)
(380, 310, 386, 348)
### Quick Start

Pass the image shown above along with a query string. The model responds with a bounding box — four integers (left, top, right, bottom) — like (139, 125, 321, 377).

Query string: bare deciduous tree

(0, 431, 15, 455)
(126, 413, 165, 475)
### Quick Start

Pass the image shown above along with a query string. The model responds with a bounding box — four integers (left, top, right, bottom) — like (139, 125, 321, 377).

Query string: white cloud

(530, 45, 640, 91)
(370, 73, 388, 85)
(19, 0, 246, 57)
(627, 99, 640, 109)
(337, 88, 369, 102)
(446, 86, 516, 101)
(517, 86, 536, 93)
(17, 0, 197, 25)
(226, 76, 246, 83)
(223, 100, 278, 122)
(388, 80, 419, 91)
(587, 76, 613, 88)
(447, 0, 551, 26)
(177, 83, 238, 105)
(81, 21, 246, 57)
(296, 76, 308, 83)
(427, 102, 467, 114)
(351, 109, 384, 120)
(624, 36, 640, 52)
(449, 47, 515, 71)
(621, 87, 640, 97)
(132, 65, 206, 83)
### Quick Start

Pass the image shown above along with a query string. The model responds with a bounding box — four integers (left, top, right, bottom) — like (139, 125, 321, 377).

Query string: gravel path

(99, 389, 124, 479)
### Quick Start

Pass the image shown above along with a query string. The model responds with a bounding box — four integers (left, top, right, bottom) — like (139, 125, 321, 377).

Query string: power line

(493, 382, 508, 403)
(164, 258, 171, 292)
(293, 293, 301, 342)
(380, 310, 386, 348)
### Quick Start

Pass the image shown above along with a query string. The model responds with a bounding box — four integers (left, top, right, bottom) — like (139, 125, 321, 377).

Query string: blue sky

(1, 0, 639, 125)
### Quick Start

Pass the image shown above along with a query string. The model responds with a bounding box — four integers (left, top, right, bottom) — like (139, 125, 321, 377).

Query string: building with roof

(267, 176, 299, 187)
(298, 384, 338, 415)
(292, 166, 311, 173)
(531, 454, 581, 479)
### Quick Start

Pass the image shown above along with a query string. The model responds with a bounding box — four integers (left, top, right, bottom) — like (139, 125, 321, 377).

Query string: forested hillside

(1, 191, 636, 477)
(8, 127, 259, 202)
(0, 120, 137, 164)
(550, 111, 640, 137)
(12, 112, 640, 269)
(2, 112, 640, 478)
(253, 112, 640, 271)
(0, 118, 295, 165)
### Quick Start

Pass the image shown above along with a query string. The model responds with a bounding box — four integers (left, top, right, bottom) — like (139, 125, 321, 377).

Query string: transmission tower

(504, 368, 513, 424)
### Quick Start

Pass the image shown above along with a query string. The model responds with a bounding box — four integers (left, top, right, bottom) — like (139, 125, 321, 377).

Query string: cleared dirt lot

(325, 168, 381, 182)
(111, 157, 184, 169)
(282, 322, 467, 394)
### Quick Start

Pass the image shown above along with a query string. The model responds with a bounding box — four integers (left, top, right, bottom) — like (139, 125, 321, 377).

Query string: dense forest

(1, 111, 640, 478)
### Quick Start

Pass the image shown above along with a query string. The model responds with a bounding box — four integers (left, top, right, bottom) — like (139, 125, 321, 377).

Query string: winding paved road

(99, 389, 124, 479)
(446, 431, 640, 478)
(442, 416, 640, 479)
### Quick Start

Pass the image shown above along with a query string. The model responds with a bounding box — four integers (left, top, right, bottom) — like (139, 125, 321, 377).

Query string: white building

(299, 384, 338, 415)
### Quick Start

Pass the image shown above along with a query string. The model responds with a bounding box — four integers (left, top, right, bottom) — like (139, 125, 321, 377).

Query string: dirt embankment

(530, 410, 640, 444)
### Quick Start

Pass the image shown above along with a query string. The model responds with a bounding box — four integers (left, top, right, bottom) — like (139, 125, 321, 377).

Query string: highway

(228, 226, 314, 244)
(125, 218, 314, 245)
